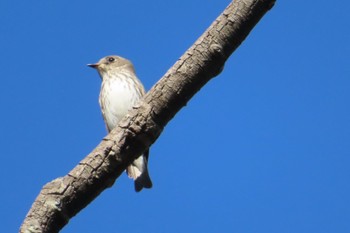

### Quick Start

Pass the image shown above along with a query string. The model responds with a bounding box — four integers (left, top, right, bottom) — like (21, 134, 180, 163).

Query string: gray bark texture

(20, 0, 276, 232)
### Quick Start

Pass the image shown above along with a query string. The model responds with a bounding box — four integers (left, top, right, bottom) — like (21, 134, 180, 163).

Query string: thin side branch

(20, 0, 275, 232)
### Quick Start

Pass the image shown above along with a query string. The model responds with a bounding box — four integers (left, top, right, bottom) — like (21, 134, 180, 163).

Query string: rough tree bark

(20, 0, 276, 232)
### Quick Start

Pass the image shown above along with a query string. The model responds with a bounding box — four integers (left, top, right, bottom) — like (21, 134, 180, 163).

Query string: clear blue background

(1, 0, 349, 232)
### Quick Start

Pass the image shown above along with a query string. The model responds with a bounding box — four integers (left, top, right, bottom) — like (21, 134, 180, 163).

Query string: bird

(88, 55, 152, 192)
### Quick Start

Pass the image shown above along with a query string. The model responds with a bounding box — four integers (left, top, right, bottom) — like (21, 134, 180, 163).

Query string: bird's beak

(87, 63, 99, 69)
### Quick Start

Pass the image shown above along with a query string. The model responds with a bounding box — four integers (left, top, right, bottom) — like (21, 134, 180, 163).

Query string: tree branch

(20, 0, 275, 232)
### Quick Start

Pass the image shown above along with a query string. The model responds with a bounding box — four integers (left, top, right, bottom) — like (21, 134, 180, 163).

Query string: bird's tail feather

(126, 154, 152, 192)
(134, 170, 152, 192)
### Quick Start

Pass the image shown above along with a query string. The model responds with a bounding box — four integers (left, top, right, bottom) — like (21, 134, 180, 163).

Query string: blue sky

(1, 0, 349, 232)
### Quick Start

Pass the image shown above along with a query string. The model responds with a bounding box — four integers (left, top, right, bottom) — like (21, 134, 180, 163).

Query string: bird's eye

(108, 57, 115, 62)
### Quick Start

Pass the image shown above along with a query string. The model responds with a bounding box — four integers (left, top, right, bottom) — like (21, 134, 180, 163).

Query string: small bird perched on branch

(88, 55, 152, 192)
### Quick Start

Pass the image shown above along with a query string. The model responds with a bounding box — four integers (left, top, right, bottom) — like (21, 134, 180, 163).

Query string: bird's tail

(126, 152, 152, 192)
(134, 169, 152, 192)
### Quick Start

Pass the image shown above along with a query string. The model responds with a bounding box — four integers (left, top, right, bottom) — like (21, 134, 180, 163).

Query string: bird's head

(88, 55, 135, 78)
